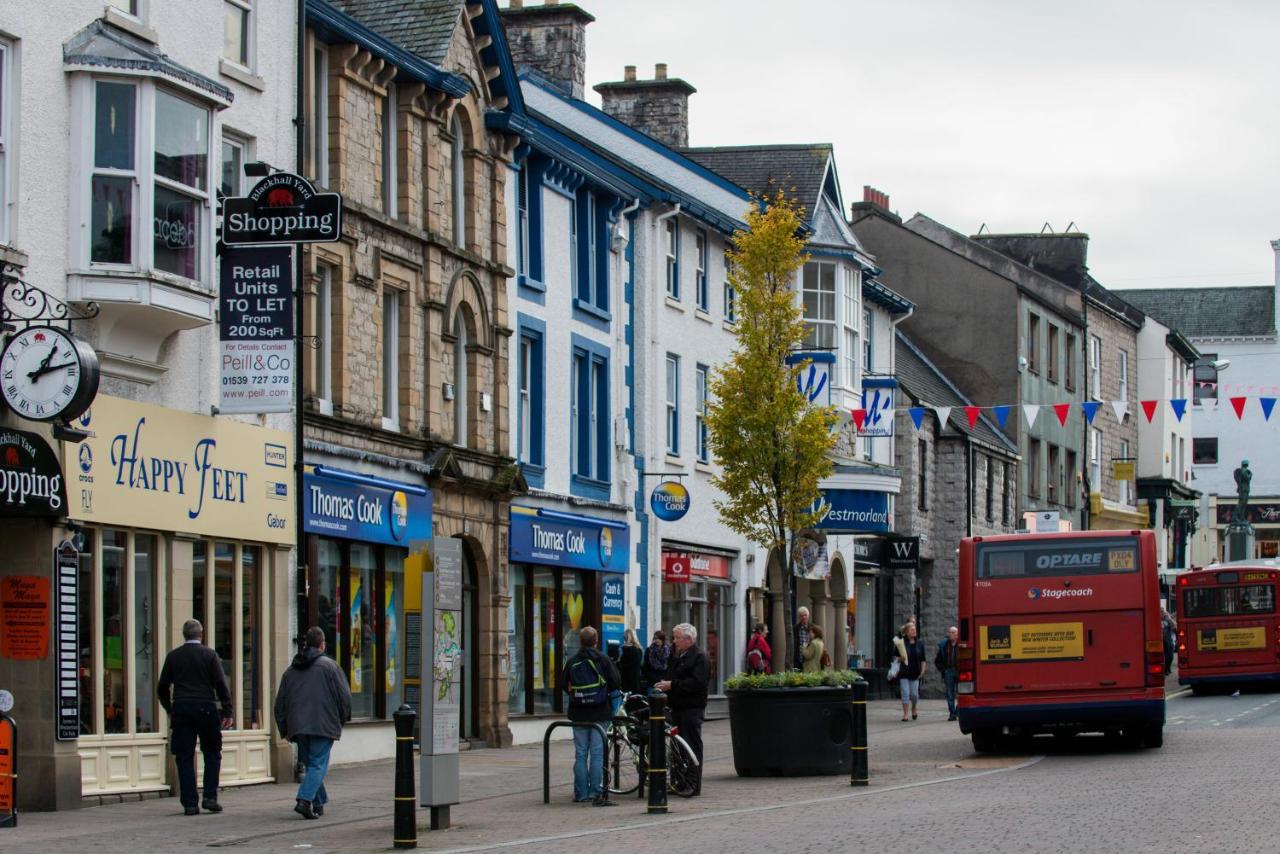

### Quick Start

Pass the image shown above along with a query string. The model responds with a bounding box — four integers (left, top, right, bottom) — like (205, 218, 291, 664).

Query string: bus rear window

(977, 539, 1140, 579)
(1184, 585, 1275, 618)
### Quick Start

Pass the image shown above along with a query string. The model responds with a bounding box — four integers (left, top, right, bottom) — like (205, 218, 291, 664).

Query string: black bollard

(392, 704, 417, 849)
(647, 690, 668, 814)
(850, 680, 868, 787)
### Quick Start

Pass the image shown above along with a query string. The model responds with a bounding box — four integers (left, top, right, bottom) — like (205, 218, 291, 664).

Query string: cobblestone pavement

(6, 685, 1276, 853)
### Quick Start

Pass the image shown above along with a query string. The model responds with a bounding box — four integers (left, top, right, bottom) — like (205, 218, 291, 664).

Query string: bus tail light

(1145, 651, 1165, 687)
(957, 644, 974, 692)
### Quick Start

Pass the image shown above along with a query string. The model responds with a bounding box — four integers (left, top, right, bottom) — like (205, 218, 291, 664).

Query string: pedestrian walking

(641, 629, 669, 691)
(564, 626, 621, 806)
(619, 628, 644, 694)
(655, 623, 709, 796)
(157, 619, 232, 816)
(894, 621, 927, 721)
(1161, 607, 1178, 675)
(793, 606, 812, 670)
(274, 627, 352, 820)
(801, 624, 827, 673)
(934, 625, 960, 721)
(745, 622, 772, 674)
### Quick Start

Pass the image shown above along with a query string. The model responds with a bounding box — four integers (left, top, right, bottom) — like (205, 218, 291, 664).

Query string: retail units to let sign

(219, 245, 294, 414)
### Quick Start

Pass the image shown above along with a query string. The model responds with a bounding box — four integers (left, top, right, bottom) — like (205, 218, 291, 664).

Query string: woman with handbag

(801, 624, 827, 673)
(894, 620, 927, 721)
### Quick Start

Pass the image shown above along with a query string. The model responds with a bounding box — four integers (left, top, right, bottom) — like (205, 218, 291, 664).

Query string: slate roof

(64, 20, 233, 104)
(682, 144, 833, 224)
(895, 330, 1018, 454)
(1112, 287, 1276, 338)
(327, 0, 463, 65)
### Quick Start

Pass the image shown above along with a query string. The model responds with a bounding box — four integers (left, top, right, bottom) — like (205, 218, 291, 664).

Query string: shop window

(192, 539, 266, 730)
(507, 566, 528, 715)
(306, 537, 409, 721)
(660, 577, 731, 695)
(507, 565, 602, 716)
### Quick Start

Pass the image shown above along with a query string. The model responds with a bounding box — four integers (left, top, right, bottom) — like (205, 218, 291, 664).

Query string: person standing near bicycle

(564, 626, 621, 806)
(655, 622, 709, 796)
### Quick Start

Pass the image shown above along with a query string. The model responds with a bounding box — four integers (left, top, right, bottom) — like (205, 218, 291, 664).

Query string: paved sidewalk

(4, 699, 1006, 852)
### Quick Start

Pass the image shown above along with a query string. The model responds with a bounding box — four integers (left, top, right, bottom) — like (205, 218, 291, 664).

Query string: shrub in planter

(726, 670, 863, 777)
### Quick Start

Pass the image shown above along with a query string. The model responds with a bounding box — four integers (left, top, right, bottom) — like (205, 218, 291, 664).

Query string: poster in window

(350, 571, 363, 693)
(385, 583, 398, 693)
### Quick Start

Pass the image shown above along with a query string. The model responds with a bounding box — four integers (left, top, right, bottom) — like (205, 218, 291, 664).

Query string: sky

(578, 0, 1280, 289)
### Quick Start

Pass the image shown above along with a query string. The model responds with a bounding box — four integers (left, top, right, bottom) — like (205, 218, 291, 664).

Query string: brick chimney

(848, 185, 899, 224)
(499, 1, 595, 99)
(593, 63, 696, 149)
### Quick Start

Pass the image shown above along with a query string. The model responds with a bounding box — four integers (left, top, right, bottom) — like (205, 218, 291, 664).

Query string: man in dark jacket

(563, 626, 621, 806)
(656, 622, 709, 795)
(934, 625, 960, 721)
(158, 619, 232, 815)
(274, 627, 352, 819)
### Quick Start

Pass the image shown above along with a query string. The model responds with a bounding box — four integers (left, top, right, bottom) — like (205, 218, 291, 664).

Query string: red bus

(956, 530, 1165, 752)
(1176, 561, 1280, 693)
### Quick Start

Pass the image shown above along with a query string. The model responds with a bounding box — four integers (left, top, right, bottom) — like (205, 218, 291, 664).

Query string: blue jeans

(295, 735, 334, 806)
(943, 669, 958, 717)
(572, 724, 605, 801)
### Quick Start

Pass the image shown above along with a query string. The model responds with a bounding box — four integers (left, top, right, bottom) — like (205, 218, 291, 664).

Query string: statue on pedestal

(1232, 460, 1252, 524)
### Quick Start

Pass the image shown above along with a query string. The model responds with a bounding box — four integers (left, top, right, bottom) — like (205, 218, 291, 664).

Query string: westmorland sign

(223, 173, 342, 245)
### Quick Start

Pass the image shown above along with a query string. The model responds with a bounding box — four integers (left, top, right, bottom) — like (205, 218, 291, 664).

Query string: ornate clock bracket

(1, 263, 100, 334)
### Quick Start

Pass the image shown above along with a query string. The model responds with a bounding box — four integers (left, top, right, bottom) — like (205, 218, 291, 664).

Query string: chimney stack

(847, 185, 900, 225)
(499, 2, 595, 99)
(594, 63, 696, 149)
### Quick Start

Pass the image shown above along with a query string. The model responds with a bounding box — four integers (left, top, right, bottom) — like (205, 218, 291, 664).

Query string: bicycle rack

(542, 720, 611, 804)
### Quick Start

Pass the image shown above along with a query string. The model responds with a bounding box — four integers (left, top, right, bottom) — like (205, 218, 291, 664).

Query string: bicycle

(606, 693, 699, 798)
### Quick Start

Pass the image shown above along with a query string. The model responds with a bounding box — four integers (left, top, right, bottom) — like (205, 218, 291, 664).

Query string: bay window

(801, 261, 835, 349)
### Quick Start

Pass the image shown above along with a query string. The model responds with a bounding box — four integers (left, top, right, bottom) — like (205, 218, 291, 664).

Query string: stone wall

(499, 3, 594, 99)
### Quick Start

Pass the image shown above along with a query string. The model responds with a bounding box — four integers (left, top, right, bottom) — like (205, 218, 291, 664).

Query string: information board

(219, 245, 294, 414)
(0, 576, 50, 660)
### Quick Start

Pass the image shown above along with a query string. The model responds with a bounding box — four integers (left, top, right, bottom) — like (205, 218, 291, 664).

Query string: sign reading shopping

(509, 505, 629, 573)
(650, 480, 691, 521)
(811, 487, 890, 533)
(0, 428, 67, 517)
(303, 467, 430, 548)
(222, 172, 342, 245)
(220, 245, 294, 414)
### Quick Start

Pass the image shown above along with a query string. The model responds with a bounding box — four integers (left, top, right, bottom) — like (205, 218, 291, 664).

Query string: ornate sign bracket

(2, 264, 100, 332)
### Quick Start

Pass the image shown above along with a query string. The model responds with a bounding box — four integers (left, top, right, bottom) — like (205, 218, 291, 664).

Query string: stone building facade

(300, 0, 523, 757)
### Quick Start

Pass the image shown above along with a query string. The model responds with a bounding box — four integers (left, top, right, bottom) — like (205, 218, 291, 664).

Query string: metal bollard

(850, 680, 868, 787)
(647, 690, 668, 814)
(392, 704, 417, 849)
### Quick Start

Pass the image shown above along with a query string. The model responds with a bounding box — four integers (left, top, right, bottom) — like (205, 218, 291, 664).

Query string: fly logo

(1028, 587, 1094, 600)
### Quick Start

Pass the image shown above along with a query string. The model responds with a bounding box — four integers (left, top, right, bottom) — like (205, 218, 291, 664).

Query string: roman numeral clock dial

(0, 326, 101, 422)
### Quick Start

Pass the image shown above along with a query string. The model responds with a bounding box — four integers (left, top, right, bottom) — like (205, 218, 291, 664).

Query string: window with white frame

(1089, 335, 1102, 400)
(843, 328, 858, 390)
(519, 337, 532, 463)
(723, 251, 736, 322)
(801, 261, 836, 349)
(450, 115, 466, 248)
(311, 45, 329, 185)
(108, 0, 140, 15)
(517, 167, 530, 278)
(314, 265, 334, 404)
(219, 134, 246, 199)
(863, 307, 873, 371)
(382, 290, 400, 426)
(0, 40, 11, 245)
(381, 85, 397, 218)
(1118, 349, 1129, 402)
(666, 354, 680, 455)
(695, 364, 709, 463)
(1089, 427, 1102, 492)
(1193, 354, 1218, 404)
(695, 230, 708, 311)
(454, 314, 469, 446)
(224, 1, 253, 68)
(86, 79, 214, 283)
(665, 219, 679, 299)
(842, 266, 858, 385)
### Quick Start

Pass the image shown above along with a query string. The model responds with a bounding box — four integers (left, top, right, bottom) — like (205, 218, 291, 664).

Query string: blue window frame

(695, 363, 709, 463)
(571, 334, 610, 499)
(573, 186, 610, 324)
(665, 353, 680, 456)
(517, 315, 546, 487)
(665, 219, 679, 300)
(695, 229, 708, 311)
(516, 159, 544, 296)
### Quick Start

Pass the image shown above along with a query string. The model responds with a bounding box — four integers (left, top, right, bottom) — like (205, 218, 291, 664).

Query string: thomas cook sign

(223, 172, 342, 245)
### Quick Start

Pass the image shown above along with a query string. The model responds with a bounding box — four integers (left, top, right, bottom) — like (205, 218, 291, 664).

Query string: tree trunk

(781, 525, 796, 671)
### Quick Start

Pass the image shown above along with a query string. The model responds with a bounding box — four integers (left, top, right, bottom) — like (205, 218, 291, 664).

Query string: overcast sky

(580, 0, 1279, 289)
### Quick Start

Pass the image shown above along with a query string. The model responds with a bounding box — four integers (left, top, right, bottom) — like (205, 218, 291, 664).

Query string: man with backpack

(745, 622, 773, 674)
(563, 626, 621, 806)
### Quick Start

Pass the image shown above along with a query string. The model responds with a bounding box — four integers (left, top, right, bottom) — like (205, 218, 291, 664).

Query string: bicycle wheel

(666, 734, 699, 798)
(606, 727, 642, 795)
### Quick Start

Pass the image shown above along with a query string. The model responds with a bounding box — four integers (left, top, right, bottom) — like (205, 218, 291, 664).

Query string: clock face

(1, 326, 100, 422)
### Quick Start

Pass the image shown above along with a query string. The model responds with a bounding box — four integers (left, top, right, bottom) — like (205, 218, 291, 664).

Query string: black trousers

(671, 706, 704, 793)
(170, 699, 222, 807)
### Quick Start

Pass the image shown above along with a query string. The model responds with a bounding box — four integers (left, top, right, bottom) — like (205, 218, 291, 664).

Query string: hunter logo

(222, 172, 342, 245)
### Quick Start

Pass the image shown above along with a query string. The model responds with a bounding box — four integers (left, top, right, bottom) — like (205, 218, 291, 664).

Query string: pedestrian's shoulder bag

(819, 648, 832, 670)
(746, 642, 766, 674)
(887, 659, 901, 681)
(568, 655, 608, 706)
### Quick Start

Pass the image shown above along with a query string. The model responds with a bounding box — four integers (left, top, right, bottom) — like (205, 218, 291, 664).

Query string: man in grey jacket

(274, 627, 352, 819)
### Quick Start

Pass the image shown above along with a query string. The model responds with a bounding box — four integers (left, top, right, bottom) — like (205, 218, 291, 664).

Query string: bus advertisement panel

(956, 530, 1164, 752)
(1176, 563, 1280, 693)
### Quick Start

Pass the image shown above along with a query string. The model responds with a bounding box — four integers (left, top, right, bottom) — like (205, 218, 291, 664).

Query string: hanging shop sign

(663, 552, 691, 583)
(0, 428, 67, 517)
(884, 536, 921, 572)
(61, 395, 294, 544)
(222, 172, 342, 245)
(786, 351, 834, 406)
(303, 467, 431, 548)
(811, 488, 891, 533)
(792, 530, 830, 580)
(509, 505, 629, 573)
(0, 575, 50, 660)
(1215, 503, 1280, 526)
(54, 540, 80, 740)
(1112, 459, 1136, 482)
(650, 480, 691, 522)
(859, 377, 897, 438)
(601, 574, 626, 651)
(219, 245, 294, 414)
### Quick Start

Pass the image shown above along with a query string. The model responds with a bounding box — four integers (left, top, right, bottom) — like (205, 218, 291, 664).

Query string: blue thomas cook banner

(303, 466, 431, 547)
(509, 505, 630, 572)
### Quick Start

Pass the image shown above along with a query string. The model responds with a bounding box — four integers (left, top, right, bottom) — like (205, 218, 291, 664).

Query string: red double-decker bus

(1176, 561, 1280, 693)
(956, 530, 1165, 752)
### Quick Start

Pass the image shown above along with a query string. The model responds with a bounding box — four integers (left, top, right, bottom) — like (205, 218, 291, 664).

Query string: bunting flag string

(1053, 403, 1071, 426)
(1141, 400, 1159, 422)
(1081, 401, 1102, 424)
(934, 406, 952, 428)
(992, 405, 1011, 429)
(1022, 404, 1040, 430)
(1170, 399, 1187, 422)
(1111, 399, 1129, 423)
(1230, 397, 1247, 420)
(1263, 398, 1277, 421)
(964, 406, 981, 429)
(908, 407, 926, 430)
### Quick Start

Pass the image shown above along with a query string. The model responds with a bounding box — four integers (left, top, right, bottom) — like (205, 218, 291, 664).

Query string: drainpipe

(613, 198, 642, 634)
(646, 204, 680, 626)
(965, 437, 974, 538)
